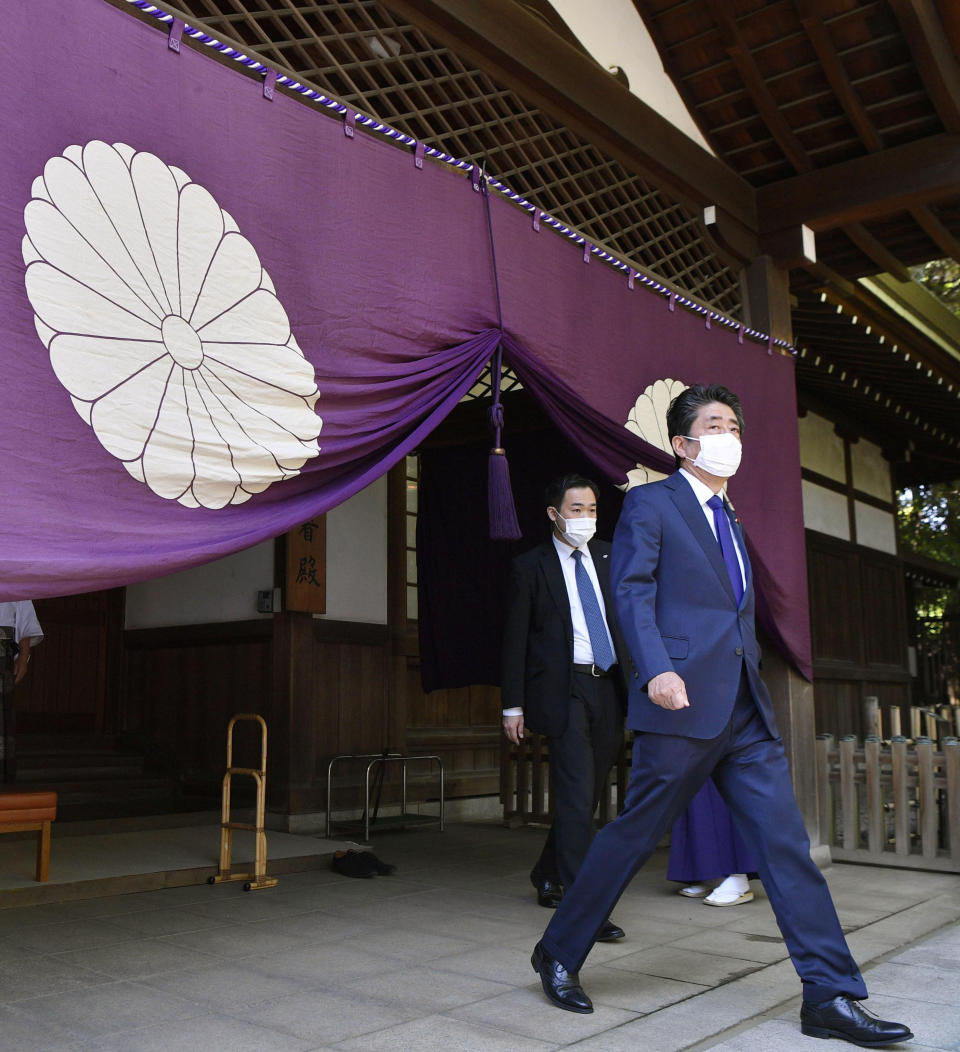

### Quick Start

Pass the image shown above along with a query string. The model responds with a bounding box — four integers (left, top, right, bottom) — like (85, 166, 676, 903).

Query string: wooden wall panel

(808, 540, 860, 664)
(860, 556, 907, 668)
(123, 621, 273, 795)
(807, 530, 910, 741)
(16, 590, 123, 734)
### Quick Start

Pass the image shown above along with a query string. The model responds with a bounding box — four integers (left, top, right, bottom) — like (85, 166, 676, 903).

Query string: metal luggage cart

(208, 713, 278, 891)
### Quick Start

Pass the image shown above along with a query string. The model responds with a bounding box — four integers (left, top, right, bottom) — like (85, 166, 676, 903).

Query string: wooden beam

(757, 135, 960, 231)
(911, 205, 960, 262)
(381, 0, 758, 230)
(889, 0, 960, 133)
(794, 4, 883, 152)
(705, 0, 812, 173)
(842, 224, 912, 282)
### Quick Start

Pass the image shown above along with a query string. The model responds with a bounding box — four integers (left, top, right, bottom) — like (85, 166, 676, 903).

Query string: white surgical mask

(684, 432, 742, 478)
(553, 512, 597, 548)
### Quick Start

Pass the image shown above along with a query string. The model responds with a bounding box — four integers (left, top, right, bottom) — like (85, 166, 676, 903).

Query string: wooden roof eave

(756, 134, 960, 234)
(381, 0, 759, 246)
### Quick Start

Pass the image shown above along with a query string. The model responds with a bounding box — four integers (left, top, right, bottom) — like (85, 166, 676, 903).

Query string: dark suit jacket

(500, 537, 628, 738)
(611, 472, 778, 740)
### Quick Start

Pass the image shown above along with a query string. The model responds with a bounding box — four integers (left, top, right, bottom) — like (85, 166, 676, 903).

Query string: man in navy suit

(501, 474, 627, 941)
(531, 385, 912, 1047)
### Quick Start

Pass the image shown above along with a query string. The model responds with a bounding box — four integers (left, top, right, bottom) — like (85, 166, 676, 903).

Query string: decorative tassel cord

(479, 165, 522, 541)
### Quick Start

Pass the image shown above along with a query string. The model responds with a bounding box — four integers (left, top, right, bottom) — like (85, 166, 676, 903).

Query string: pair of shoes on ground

(532, 943, 914, 1047)
(331, 849, 395, 878)
(679, 873, 754, 907)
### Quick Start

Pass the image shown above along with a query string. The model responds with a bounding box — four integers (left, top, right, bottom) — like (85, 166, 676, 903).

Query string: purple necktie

(707, 495, 744, 605)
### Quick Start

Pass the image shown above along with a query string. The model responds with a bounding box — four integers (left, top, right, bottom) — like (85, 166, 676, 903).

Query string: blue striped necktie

(572, 549, 615, 670)
(706, 494, 744, 605)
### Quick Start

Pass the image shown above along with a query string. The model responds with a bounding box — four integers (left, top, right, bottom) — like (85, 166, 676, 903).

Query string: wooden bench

(0, 791, 57, 881)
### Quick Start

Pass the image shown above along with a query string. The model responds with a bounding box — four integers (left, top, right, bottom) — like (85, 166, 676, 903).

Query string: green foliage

(898, 483, 960, 616)
(898, 483, 960, 563)
(911, 259, 960, 317)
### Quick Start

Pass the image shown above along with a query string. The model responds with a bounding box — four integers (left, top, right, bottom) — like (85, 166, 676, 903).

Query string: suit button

(735, 647, 743, 656)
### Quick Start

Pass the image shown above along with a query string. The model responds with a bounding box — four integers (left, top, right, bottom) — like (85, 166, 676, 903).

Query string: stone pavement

(0, 820, 957, 1050)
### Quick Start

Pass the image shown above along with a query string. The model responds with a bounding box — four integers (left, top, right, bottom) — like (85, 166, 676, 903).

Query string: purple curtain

(0, 0, 811, 678)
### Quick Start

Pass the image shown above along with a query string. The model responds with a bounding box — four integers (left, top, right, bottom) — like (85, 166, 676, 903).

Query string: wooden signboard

(285, 517, 326, 613)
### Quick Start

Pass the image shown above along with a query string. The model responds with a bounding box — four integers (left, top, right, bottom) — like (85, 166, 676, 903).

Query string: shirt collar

(679, 467, 726, 508)
(552, 533, 591, 561)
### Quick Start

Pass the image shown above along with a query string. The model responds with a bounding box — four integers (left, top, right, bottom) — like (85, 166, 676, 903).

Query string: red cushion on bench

(0, 791, 58, 823)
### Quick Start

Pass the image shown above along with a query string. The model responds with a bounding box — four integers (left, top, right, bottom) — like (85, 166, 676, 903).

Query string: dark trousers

(532, 671, 623, 888)
(542, 677, 867, 1003)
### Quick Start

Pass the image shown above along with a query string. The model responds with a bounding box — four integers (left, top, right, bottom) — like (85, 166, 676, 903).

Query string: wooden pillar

(741, 255, 826, 850)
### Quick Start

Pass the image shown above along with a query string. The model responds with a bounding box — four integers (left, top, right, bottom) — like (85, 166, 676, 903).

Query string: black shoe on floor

(530, 875, 564, 908)
(331, 850, 374, 878)
(530, 941, 593, 1014)
(596, 920, 625, 942)
(800, 996, 913, 1047)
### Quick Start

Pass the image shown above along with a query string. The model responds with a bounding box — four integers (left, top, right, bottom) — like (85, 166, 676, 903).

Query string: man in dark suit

(531, 386, 912, 1048)
(501, 474, 627, 941)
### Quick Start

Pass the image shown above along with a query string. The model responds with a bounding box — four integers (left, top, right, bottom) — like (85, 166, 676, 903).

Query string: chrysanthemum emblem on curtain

(623, 377, 688, 488)
(22, 140, 322, 509)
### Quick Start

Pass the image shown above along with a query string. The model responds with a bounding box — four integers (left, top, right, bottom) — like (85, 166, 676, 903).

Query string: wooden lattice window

(166, 0, 742, 316)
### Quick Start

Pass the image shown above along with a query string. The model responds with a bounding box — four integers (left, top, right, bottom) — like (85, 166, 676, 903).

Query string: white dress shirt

(503, 534, 615, 716)
(679, 468, 745, 590)
(0, 601, 43, 645)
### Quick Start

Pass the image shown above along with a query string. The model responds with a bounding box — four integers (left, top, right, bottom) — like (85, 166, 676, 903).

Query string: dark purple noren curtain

(0, 0, 811, 677)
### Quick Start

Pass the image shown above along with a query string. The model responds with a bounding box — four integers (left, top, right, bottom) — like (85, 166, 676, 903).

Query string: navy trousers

(541, 678, 867, 1003)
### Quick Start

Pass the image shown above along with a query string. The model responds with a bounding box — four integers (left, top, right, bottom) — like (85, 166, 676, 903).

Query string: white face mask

(684, 432, 742, 478)
(553, 512, 597, 548)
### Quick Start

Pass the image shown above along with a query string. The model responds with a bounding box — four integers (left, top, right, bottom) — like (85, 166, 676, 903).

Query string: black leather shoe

(800, 996, 913, 1047)
(531, 876, 564, 908)
(596, 920, 625, 942)
(531, 941, 593, 1013)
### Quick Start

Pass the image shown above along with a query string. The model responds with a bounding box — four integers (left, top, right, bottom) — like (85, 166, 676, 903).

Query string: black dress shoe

(800, 996, 913, 1047)
(531, 876, 564, 908)
(531, 941, 593, 1013)
(596, 920, 625, 942)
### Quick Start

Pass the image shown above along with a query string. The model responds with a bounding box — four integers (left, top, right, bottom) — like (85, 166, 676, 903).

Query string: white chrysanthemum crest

(624, 377, 689, 488)
(22, 140, 322, 510)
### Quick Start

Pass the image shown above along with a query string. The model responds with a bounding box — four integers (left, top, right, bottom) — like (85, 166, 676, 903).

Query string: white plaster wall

(801, 480, 850, 540)
(854, 501, 898, 555)
(125, 540, 275, 629)
(320, 474, 388, 624)
(550, 0, 712, 151)
(125, 476, 389, 629)
(798, 412, 845, 482)
(850, 438, 892, 503)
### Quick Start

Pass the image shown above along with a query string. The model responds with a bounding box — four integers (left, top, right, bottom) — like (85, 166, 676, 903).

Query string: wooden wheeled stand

(208, 713, 278, 892)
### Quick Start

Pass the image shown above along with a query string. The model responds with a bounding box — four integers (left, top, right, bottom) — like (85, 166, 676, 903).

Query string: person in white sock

(670, 779, 755, 906)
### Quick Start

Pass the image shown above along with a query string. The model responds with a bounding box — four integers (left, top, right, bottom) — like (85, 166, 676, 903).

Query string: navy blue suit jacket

(611, 472, 779, 740)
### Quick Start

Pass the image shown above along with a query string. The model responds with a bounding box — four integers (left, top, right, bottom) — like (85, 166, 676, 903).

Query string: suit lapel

(539, 542, 574, 639)
(727, 503, 751, 601)
(666, 473, 738, 606)
(589, 538, 614, 607)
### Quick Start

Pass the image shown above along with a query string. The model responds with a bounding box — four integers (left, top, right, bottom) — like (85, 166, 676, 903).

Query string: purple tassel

(488, 448, 521, 540)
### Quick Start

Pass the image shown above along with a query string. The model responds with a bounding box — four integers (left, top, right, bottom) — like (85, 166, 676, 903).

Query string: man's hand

(502, 714, 525, 744)
(647, 670, 689, 710)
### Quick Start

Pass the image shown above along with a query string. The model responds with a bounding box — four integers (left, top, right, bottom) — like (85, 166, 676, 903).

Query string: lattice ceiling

(162, 0, 742, 317)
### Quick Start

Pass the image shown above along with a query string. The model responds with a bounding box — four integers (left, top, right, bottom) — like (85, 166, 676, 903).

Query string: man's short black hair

(666, 384, 745, 469)
(545, 473, 600, 511)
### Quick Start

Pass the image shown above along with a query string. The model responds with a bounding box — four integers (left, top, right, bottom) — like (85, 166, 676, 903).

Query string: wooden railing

(500, 733, 632, 826)
(817, 732, 960, 873)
